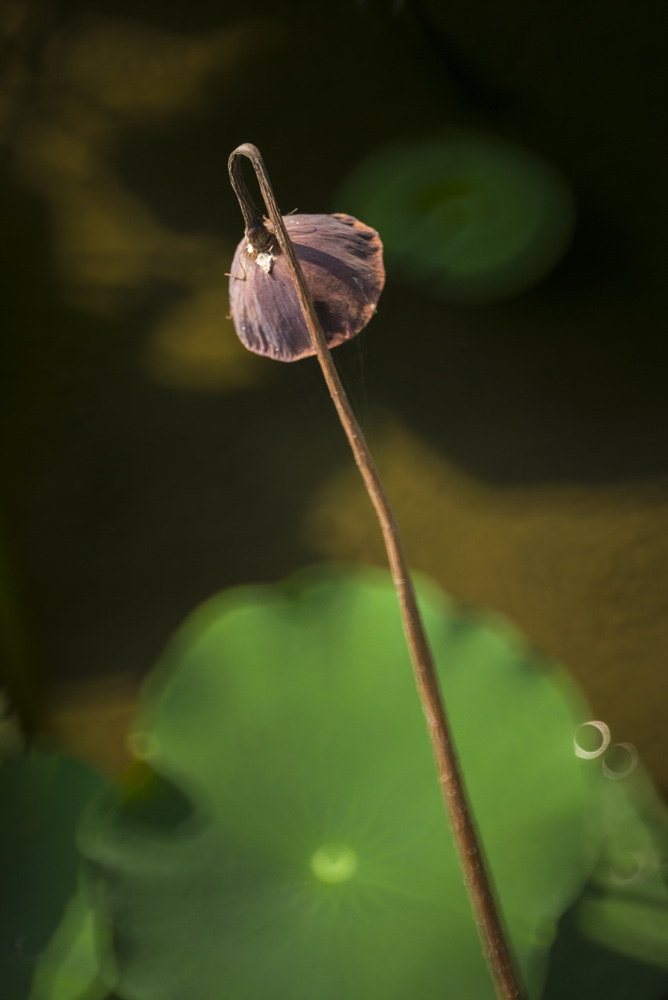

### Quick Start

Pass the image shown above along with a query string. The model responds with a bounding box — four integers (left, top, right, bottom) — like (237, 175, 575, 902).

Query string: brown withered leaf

(228, 213, 385, 361)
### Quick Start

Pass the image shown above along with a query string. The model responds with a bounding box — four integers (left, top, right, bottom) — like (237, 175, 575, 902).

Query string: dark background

(1, 0, 667, 800)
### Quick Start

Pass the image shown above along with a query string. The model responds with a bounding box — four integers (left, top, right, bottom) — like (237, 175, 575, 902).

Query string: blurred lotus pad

(78, 566, 603, 1000)
(337, 134, 575, 301)
(0, 752, 107, 1000)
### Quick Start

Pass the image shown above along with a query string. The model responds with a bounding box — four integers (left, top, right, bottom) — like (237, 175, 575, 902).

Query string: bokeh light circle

(601, 742, 639, 780)
(574, 720, 611, 760)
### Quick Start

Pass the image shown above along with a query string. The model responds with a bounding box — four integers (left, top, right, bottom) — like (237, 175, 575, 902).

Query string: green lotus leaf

(78, 567, 603, 999)
(0, 751, 106, 1000)
(541, 760, 668, 1000)
(337, 134, 575, 302)
(27, 887, 110, 1000)
(574, 762, 668, 970)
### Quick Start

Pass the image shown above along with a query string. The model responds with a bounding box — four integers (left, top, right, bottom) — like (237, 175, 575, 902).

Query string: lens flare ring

(573, 720, 611, 760)
(602, 742, 639, 780)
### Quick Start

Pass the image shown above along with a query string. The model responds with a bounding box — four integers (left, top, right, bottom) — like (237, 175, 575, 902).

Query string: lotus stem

(228, 143, 525, 1000)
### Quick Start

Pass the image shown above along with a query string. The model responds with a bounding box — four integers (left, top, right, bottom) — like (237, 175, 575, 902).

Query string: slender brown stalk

(228, 143, 525, 1000)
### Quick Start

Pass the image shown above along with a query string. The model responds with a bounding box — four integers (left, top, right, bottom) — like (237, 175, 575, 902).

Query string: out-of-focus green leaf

(574, 764, 668, 970)
(337, 134, 575, 302)
(0, 752, 106, 1000)
(79, 567, 598, 1000)
(27, 889, 109, 1000)
(542, 762, 668, 999)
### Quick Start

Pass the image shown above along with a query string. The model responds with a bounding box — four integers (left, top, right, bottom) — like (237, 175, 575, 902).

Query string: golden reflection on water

(9, 13, 283, 390)
(305, 418, 668, 792)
